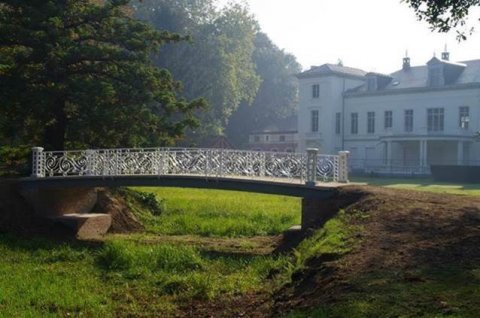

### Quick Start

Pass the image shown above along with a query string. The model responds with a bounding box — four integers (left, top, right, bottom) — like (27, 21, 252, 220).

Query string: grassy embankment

(0, 187, 340, 317)
(289, 179, 480, 318)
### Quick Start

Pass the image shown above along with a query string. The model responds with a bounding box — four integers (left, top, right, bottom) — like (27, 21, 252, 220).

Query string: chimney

(403, 57, 411, 70)
(402, 50, 410, 70)
(442, 44, 450, 61)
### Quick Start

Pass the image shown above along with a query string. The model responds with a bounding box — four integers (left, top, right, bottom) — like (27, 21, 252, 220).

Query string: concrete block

(55, 213, 112, 239)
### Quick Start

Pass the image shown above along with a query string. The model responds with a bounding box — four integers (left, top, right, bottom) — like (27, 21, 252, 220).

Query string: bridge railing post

(338, 150, 350, 183)
(205, 149, 211, 177)
(85, 150, 95, 176)
(306, 148, 318, 186)
(31, 147, 45, 178)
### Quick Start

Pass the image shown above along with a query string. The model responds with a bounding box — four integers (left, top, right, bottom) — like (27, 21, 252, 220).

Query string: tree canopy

(404, 0, 480, 39)
(226, 32, 301, 147)
(134, 0, 300, 146)
(0, 0, 205, 150)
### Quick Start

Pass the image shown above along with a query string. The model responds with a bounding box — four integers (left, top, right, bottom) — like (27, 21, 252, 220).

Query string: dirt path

(111, 233, 283, 255)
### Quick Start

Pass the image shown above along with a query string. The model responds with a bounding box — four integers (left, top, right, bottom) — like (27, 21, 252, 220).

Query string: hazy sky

(217, 0, 480, 73)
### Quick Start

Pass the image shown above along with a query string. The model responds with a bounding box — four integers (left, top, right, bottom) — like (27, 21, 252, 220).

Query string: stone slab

(55, 213, 112, 239)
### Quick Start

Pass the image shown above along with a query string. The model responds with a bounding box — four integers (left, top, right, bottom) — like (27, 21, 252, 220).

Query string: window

(367, 112, 375, 134)
(335, 112, 341, 134)
(404, 109, 413, 132)
(279, 135, 286, 142)
(459, 106, 470, 129)
(265, 135, 269, 142)
(427, 108, 444, 132)
(254, 136, 260, 142)
(311, 110, 319, 132)
(351, 113, 358, 135)
(384, 111, 392, 129)
(367, 77, 377, 91)
(312, 84, 320, 98)
(429, 67, 442, 87)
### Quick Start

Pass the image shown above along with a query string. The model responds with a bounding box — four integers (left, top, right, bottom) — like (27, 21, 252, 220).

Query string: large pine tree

(0, 0, 205, 150)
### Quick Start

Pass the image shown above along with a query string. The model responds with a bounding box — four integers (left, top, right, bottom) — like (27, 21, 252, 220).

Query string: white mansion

(296, 52, 480, 174)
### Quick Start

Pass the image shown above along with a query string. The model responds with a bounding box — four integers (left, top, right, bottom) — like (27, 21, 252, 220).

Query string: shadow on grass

(0, 231, 102, 253)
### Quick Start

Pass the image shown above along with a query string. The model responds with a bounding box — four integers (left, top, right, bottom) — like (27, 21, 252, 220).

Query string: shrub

(97, 240, 204, 273)
(119, 189, 165, 216)
(0, 145, 31, 177)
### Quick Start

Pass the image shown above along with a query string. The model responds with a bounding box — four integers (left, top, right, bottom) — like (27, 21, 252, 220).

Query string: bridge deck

(20, 174, 347, 197)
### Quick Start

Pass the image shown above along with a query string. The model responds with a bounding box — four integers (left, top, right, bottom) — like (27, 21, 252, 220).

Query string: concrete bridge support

(301, 195, 339, 230)
(18, 185, 111, 239)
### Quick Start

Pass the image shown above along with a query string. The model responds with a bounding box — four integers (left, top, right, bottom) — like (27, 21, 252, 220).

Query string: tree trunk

(44, 97, 67, 150)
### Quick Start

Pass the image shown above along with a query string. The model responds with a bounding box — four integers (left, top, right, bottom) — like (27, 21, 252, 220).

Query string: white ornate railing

(31, 147, 349, 184)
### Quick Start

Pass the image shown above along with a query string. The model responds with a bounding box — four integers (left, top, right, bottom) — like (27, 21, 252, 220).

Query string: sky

(217, 0, 480, 73)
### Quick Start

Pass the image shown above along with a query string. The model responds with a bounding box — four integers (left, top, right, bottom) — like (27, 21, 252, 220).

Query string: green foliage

(280, 210, 359, 283)
(295, 211, 355, 262)
(226, 32, 302, 147)
(0, 145, 30, 176)
(404, 0, 480, 39)
(120, 188, 165, 216)
(127, 187, 301, 237)
(0, 0, 205, 150)
(135, 0, 262, 138)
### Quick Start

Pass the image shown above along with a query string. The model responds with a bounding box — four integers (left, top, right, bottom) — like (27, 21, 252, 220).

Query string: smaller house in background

(248, 116, 298, 152)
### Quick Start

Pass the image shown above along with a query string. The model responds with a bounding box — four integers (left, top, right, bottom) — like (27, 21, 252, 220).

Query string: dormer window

(429, 66, 443, 87)
(312, 84, 320, 98)
(367, 77, 377, 91)
(366, 72, 391, 91)
(427, 56, 465, 87)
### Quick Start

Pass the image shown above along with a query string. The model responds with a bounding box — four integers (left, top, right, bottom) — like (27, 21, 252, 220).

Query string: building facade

(248, 116, 298, 152)
(297, 53, 480, 174)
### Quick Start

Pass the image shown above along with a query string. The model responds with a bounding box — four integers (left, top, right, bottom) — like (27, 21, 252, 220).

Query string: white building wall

(298, 75, 365, 154)
(344, 88, 480, 165)
(297, 67, 480, 174)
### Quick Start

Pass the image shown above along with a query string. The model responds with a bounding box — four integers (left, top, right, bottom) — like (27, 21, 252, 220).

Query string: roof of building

(251, 116, 297, 134)
(344, 58, 480, 96)
(386, 59, 479, 89)
(297, 63, 368, 79)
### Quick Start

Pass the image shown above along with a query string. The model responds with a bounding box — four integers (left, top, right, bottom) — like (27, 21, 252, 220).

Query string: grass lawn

(0, 233, 292, 317)
(351, 176, 480, 196)
(127, 187, 301, 237)
(0, 188, 303, 317)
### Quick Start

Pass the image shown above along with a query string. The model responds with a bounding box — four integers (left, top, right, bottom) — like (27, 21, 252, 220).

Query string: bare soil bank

(179, 186, 480, 317)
